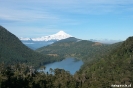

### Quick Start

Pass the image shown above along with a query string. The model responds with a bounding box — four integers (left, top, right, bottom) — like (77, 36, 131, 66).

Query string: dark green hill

(0, 26, 60, 68)
(55, 37, 81, 43)
(78, 36, 133, 87)
(36, 37, 122, 62)
(0, 26, 132, 87)
(1, 35, 132, 88)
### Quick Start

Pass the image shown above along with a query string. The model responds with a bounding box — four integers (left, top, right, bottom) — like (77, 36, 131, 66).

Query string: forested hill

(0, 26, 60, 68)
(0, 32, 132, 87)
(78, 36, 133, 87)
(36, 37, 122, 61)
(0, 25, 132, 87)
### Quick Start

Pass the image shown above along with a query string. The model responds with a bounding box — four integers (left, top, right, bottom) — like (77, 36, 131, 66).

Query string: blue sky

(0, 0, 133, 40)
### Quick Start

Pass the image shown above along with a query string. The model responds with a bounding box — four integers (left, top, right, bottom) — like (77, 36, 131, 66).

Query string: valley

(0, 26, 132, 88)
(0, 26, 64, 68)
(39, 57, 83, 75)
(36, 37, 122, 62)
(1, 0, 133, 87)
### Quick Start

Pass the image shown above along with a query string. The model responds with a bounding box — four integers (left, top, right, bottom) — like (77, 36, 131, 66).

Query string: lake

(41, 58, 83, 75)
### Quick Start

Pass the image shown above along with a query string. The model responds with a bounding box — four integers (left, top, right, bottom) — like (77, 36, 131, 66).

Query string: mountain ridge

(20, 30, 72, 42)
(0, 26, 61, 68)
(36, 37, 121, 61)
(89, 39, 122, 44)
(20, 31, 72, 49)
(0, 25, 132, 87)
(78, 36, 133, 87)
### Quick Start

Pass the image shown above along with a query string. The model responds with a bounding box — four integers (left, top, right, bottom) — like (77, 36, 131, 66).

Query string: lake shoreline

(38, 57, 83, 75)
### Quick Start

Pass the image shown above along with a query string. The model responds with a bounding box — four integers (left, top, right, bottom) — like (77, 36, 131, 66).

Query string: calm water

(41, 58, 83, 75)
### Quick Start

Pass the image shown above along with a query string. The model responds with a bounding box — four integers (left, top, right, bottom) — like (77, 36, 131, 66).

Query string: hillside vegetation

(36, 37, 122, 62)
(0, 36, 132, 88)
(0, 26, 63, 68)
(78, 36, 133, 87)
(0, 25, 132, 87)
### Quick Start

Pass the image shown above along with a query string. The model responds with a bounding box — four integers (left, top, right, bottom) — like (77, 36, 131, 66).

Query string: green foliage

(36, 37, 122, 62)
(0, 26, 63, 68)
(0, 25, 133, 87)
(78, 36, 133, 87)
(0, 63, 77, 88)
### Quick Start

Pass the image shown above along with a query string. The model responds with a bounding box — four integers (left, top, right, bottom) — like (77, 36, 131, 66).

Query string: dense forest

(0, 26, 64, 68)
(0, 26, 133, 87)
(36, 37, 122, 62)
(0, 36, 133, 87)
(78, 36, 133, 87)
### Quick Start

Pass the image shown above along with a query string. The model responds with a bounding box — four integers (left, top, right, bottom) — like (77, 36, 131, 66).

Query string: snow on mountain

(19, 37, 31, 41)
(20, 31, 72, 41)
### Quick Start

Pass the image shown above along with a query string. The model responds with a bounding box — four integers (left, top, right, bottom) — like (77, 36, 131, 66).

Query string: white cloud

(0, 0, 133, 22)
(0, 7, 58, 22)
(0, 1, 60, 22)
(0, 0, 133, 40)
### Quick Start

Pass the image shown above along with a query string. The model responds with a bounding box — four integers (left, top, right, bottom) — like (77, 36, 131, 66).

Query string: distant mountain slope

(0, 26, 59, 68)
(36, 37, 122, 61)
(54, 37, 81, 43)
(21, 40, 55, 50)
(20, 30, 72, 41)
(89, 39, 122, 44)
(20, 31, 72, 49)
(78, 36, 133, 87)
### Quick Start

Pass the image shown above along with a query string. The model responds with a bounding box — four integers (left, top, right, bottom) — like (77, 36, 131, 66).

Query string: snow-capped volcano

(20, 31, 72, 41)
